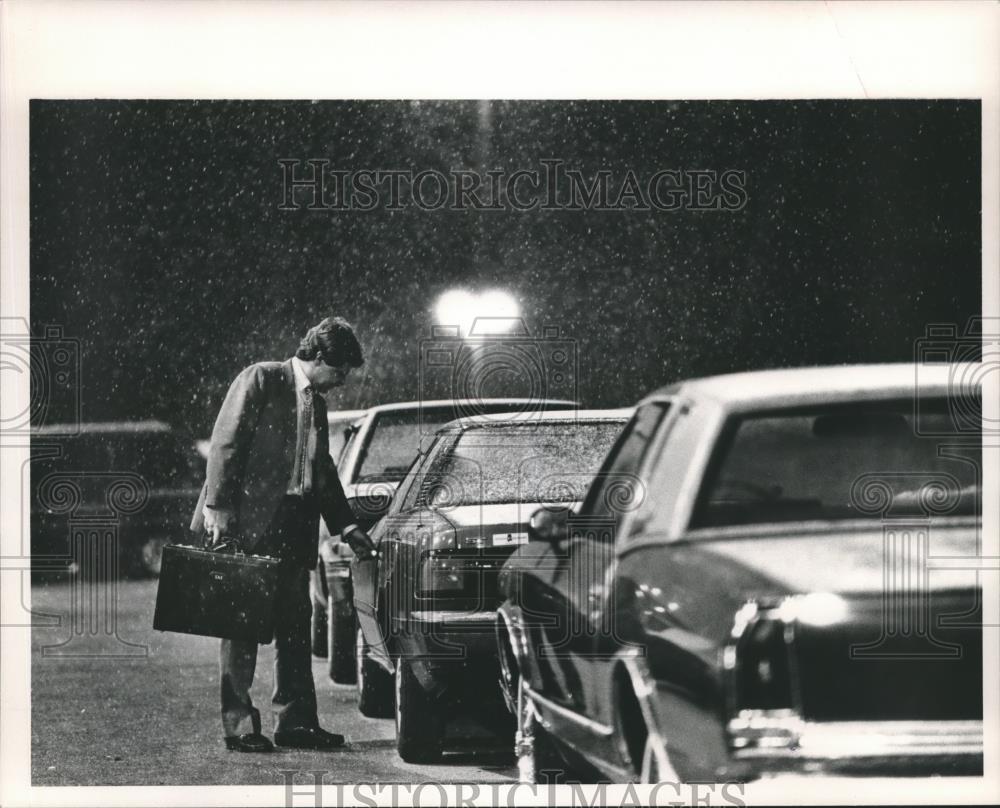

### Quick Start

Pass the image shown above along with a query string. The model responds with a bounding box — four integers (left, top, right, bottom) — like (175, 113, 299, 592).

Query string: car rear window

(691, 398, 982, 528)
(413, 420, 627, 507)
(355, 403, 572, 483)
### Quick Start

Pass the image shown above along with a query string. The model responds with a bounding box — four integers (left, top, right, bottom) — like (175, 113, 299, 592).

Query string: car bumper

(728, 710, 984, 775)
(396, 610, 501, 692)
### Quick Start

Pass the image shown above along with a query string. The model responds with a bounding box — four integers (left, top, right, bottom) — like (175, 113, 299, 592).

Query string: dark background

(30, 100, 981, 437)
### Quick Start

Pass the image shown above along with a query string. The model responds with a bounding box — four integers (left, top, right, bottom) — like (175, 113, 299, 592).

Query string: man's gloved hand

(203, 506, 235, 547)
(343, 526, 377, 559)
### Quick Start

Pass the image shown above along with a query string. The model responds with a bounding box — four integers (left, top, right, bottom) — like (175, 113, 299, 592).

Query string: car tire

(311, 599, 328, 658)
(394, 655, 444, 764)
(327, 604, 356, 683)
(356, 625, 393, 718)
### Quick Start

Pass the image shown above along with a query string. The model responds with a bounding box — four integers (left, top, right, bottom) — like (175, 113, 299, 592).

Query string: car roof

(642, 363, 972, 412)
(439, 407, 635, 433)
(30, 419, 174, 435)
(326, 409, 368, 422)
(357, 398, 577, 415)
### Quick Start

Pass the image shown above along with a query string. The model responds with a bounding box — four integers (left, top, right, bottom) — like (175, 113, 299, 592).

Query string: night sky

(30, 100, 980, 436)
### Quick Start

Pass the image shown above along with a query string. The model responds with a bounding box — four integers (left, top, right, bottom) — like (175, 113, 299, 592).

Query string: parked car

(311, 398, 576, 682)
(496, 364, 983, 783)
(31, 420, 204, 577)
(352, 408, 633, 763)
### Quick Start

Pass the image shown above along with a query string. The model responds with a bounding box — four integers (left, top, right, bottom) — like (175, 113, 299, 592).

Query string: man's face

(311, 360, 353, 392)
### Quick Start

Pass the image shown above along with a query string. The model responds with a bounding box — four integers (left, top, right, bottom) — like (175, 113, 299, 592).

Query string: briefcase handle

(205, 536, 246, 555)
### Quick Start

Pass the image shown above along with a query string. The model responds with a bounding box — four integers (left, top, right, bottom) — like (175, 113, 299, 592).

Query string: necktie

(300, 387, 318, 494)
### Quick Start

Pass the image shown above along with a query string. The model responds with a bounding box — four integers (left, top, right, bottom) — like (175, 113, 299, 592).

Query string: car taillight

(417, 553, 505, 600)
(724, 601, 795, 713)
(419, 557, 469, 594)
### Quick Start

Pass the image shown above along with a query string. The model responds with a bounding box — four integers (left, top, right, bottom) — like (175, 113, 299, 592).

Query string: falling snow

(30, 100, 980, 437)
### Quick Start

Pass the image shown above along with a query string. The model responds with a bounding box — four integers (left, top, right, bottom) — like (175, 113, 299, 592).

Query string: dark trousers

(219, 496, 318, 737)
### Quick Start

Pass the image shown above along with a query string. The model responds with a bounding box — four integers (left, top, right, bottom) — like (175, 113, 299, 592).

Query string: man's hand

(343, 526, 377, 559)
(203, 506, 235, 546)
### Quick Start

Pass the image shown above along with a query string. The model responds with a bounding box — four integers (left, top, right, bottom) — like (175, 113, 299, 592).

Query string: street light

(433, 288, 520, 337)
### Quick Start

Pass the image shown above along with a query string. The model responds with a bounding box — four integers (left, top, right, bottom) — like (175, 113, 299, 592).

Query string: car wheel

(394, 656, 444, 763)
(138, 536, 168, 577)
(639, 732, 681, 784)
(311, 598, 328, 658)
(327, 603, 356, 683)
(515, 675, 566, 784)
(355, 625, 393, 718)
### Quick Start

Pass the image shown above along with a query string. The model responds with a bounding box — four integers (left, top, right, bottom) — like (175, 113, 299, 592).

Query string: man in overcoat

(191, 316, 375, 752)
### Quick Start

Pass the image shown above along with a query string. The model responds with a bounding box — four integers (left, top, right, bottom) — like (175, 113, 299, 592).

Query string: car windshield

(691, 399, 981, 528)
(412, 420, 626, 507)
(355, 403, 570, 483)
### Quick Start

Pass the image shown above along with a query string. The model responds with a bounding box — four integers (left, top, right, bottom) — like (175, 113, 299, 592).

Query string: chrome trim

(684, 515, 980, 543)
(620, 646, 670, 774)
(523, 682, 614, 737)
(497, 604, 537, 686)
(408, 609, 496, 624)
(728, 709, 983, 761)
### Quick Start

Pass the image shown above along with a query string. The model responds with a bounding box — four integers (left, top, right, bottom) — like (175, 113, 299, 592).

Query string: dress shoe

(224, 733, 274, 753)
(274, 727, 345, 750)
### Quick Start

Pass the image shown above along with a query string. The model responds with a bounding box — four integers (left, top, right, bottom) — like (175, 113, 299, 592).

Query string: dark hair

(295, 316, 364, 368)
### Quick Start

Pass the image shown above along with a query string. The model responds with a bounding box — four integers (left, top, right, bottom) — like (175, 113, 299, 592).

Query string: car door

(518, 404, 669, 752)
(582, 404, 674, 752)
(352, 442, 429, 667)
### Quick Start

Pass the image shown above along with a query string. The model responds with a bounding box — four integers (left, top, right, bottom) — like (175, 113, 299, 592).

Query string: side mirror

(528, 506, 569, 545)
(348, 494, 391, 528)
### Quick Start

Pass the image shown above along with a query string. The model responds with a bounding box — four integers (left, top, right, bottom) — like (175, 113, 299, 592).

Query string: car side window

(578, 403, 668, 541)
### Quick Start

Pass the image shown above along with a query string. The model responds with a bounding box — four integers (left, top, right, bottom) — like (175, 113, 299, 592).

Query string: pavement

(30, 578, 517, 786)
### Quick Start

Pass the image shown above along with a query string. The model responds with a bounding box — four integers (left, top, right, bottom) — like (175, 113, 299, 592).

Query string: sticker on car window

(492, 532, 529, 546)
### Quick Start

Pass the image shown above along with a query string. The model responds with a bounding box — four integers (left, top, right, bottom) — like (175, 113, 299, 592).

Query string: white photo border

(1, 1, 997, 806)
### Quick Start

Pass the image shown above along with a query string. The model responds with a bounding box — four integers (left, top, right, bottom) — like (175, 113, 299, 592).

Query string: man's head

(295, 316, 364, 392)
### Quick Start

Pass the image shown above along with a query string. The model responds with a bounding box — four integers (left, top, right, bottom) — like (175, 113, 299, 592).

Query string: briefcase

(153, 540, 281, 644)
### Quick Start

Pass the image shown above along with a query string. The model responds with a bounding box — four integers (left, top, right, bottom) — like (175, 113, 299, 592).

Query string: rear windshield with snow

(409, 420, 627, 507)
(355, 403, 573, 483)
